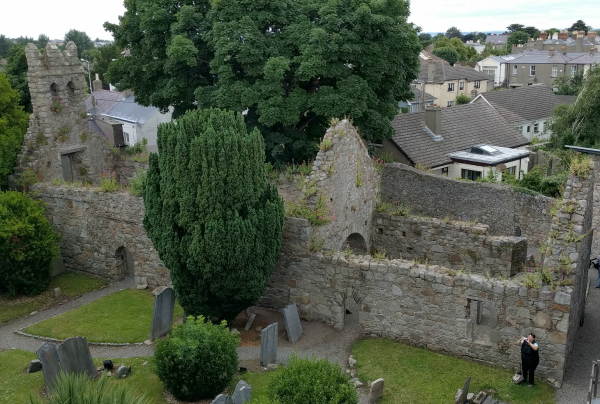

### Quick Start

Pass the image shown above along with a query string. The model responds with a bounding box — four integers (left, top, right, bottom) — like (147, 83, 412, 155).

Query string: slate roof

(85, 90, 124, 115)
(86, 119, 109, 141)
(104, 96, 158, 125)
(504, 50, 600, 65)
(408, 87, 436, 103)
(472, 85, 574, 125)
(486, 35, 509, 45)
(389, 102, 528, 168)
(418, 60, 490, 84)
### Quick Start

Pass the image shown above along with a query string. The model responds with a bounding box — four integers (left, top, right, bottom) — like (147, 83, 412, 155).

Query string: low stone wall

(33, 183, 168, 288)
(261, 248, 571, 383)
(372, 213, 527, 277)
(381, 163, 554, 246)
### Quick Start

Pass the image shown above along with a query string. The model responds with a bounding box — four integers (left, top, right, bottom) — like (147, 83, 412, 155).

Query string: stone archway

(342, 233, 368, 255)
(114, 246, 134, 279)
(339, 288, 364, 330)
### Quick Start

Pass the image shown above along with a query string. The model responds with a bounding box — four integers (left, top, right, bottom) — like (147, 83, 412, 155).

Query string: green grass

(352, 339, 555, 404)
(0, 349, 44, 403)
(234, 370, 278, 402)
(0, 273, 108, 325)
(24, 289, 184, 343)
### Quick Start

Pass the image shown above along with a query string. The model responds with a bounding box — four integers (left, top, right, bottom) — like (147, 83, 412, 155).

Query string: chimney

(526, 38, 534, 49)
(425, 106, 442, 136)
(471, 88, 478, 98)
(427, 60, 436, 82)
(549, 46, 555, 56)
(92, 73, 103, 92)
(571, 32, 578, 40)
(576, 33, 584, 52)
(552, 32, 559, 40)
(539, 31, 548, 41)
(588, 31, 598, 41)
(591, 46, 597, 57)
(561, 45, 567, 53)
(122, 89, 134, 98)
(455, 61, 461, 66)
(558, 30, 569, 40)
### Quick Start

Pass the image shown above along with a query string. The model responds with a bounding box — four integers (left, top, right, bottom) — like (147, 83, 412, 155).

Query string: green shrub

(267, 355, 358, 404)
(0, 191, 59, 296)
(154, 316, 240, 401)
(128, 168, 147, 197)
(125, 137, 148, 155)
(28, 372, 151, 404)
(99, 171, 118, 193)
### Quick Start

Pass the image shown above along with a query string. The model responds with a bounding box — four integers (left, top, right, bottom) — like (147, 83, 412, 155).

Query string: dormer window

(470, 145, 501, 155)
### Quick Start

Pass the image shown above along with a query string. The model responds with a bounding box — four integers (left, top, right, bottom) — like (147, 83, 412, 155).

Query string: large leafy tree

(5, 44, 31, 112)
(64, 29, 95, 58)
(445, 26, 462, 39)
(0, 35, 12, 58)
(434, 36, 475, 62)
(569, 20, 588, 33)
(507, 31, 530, 50)
(35, 34, 49, 49)
(507, 24, 525, 33)
(0, 74, 28, 189)
(432, 47, 459, 65)
(92, 44, 122, 90)
(548, 65, 600, 149)
(143, 108, 285, 322)
(105, 0, 420, 165)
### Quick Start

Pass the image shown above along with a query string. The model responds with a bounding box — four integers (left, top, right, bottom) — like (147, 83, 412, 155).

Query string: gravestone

(27, 359, 43, 373)
(36, 342, 61, 389)
(232, 380, 252, 404)
(117, 365, 130, 378)
(149, 286, 176, 341)
(369, 378, 384, 403)
(211, 394, 231, 404)
(282, 303, 303, 344)
(56, 337, 96, 378)
(260, 323, 278, 366)
(245, 313, 256, 330)
(457, 377, 471, 404)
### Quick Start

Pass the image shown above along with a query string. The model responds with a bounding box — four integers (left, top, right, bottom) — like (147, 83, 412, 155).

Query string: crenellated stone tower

(14, 42, 114, 184)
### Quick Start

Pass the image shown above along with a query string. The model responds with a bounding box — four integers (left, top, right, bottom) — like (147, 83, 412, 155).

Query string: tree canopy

(434, 36, 475, 62)
(4, 44, 31, 113)
(143, 108, 285, 322)
(445, 26, 462, 39)
(64, 29, 95, 58)
(569, 20, 588, 33)
(0, 35, 12, 58)
(91, 44, 122, 90)
(507, 31, 530, 49)
(0, 74, 28, 189)
(105, 0, 421, 165)
(432, 47, 459, 65)
(35, 34, 49, 49)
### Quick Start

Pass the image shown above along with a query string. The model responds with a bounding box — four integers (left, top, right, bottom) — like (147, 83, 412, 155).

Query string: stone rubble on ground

(27, 359, 43, 373)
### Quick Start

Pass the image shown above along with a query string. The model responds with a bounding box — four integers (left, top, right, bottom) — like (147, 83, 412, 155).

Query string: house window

(517, 126, 523, 133)
(571, 65, 577, 77)
(530, 65, 536, 76)
(526, 126, 531, 133)
(513, 65, 518, 75)
(474, 80, 481, 89)
(534, 123, 539, 133)
(459, 81, 465, 90)
(552, 65, 558, 77)
(447, 100, 454, 107)
(448, 83, 455, 92)
(506, 166, 516, 176)
(461, 169, 482, 181)
(441, 167, 449, 176)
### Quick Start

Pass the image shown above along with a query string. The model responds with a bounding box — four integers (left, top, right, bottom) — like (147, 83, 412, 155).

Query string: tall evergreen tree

(0, 74, 28, 189)
(143, 108, 285, 322)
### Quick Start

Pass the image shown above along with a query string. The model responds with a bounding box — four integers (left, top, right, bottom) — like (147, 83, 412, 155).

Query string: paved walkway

(556, 268, 600, 404)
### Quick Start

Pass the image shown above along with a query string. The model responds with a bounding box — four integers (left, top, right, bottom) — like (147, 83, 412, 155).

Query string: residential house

(511, 30, 599, 54)
(465, 40, 486, 54)
(475, 54, 519, 87)
(398, 85, 437, 113)
(485, 34, 509, 50)
(85, 88, 172, 152)
(471, 85, 573, 141)
(417, 53, 491, 108)
(379, 103, 530, 181)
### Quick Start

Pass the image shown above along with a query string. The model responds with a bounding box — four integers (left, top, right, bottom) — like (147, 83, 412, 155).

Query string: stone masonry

(373, 213, 527, 278)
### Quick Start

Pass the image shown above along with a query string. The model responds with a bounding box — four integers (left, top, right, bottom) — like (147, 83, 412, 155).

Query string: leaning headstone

(149, 286, 176, 341)
(245, 313, 256, 330)
(117, 365, 130, 378)
(260, 323, 278, 366)
(27, 359, 43, 373)
(282, 303, 303, 344)
(369, 378, 384, 403)
(36, 342, 61, 389)
(458, 377, 471, 404)
(245, 307, 255, 318)
(211, 394, 231, 404)
(56, 337, 96, 378)
(231, 380, 252, 404)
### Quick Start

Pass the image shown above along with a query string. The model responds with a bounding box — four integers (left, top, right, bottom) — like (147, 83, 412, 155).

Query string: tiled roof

(85, 90, 124, 115)
(389, 102, 528, 168)
(485, 35, 509, 45)
(418, 60, 490, 84)
(104, 96, 158, 125)
(472, 85, 575, 125)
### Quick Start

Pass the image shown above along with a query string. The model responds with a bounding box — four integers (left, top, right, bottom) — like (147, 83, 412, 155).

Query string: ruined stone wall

(261, 245, 571, 383)
(381, 163, 554, 246)
(33, 183, 168, 288)
(591, 155, 600, 255)
(13, 42, 115, 186)
(372, 213, 527, 278)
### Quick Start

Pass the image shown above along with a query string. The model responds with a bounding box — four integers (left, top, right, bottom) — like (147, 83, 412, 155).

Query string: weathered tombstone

(149, 286, 176, 341)
(117, 365, 130, 378)
(36, 342, 61, 389)
(260, 323, 278, 366)
(211, 394, 231, 404)
(458, 377, 471, 404)
(245, 313, 256, 330)
(27, 359, 43, 373)
(231, 380, 252, 404)
(282, 303, 303, 344)
(245, 307, 254, 318)
(369, 378, 384, 403)
(56, 337, 96, 378)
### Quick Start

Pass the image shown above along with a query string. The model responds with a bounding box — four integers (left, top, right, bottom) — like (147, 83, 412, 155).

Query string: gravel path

(556, 268, 600, 404)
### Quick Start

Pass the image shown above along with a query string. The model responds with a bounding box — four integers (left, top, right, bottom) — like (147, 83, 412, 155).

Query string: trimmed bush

(0, 191, 59, 296)
(28, 372, 151, 404)
(267, 355, 358, 404)
(154, 316, 240, 401)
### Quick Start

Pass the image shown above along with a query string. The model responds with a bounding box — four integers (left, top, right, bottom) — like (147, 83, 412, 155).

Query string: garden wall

(380, 164, 554, 246)
(372, 213, 527, 277)
(33, 183, 168, 288)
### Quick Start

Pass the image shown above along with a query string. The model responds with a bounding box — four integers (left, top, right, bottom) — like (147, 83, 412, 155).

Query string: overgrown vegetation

(0, 191, 59, 296)
(128, 168, 147, 197)
(155, 316, 240, 401)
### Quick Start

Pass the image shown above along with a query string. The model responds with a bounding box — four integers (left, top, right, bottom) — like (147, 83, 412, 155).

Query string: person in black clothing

(517, 333, 539, 387)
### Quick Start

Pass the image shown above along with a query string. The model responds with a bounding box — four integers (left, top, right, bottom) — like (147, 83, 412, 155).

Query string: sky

(1, 0, 599, 41)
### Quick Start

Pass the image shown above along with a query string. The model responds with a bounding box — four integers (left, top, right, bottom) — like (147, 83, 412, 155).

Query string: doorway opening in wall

(115, 246, 134, 280)
(344, 295, 360, 328)
(342, 233, 367, 255)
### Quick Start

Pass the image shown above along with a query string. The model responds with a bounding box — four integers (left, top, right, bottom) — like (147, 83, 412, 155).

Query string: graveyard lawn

(0, 273, 108, 325)
(352, 339, 555, 404)
(23, 289, 184, 343)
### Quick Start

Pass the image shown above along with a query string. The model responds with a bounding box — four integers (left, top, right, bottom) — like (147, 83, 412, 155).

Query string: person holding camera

(517, 333, 539, 387)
